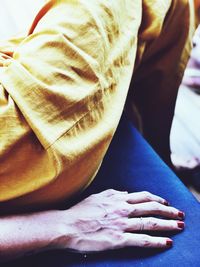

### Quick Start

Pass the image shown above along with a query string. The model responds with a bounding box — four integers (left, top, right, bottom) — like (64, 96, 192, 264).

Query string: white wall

(0, 0, 46, 39)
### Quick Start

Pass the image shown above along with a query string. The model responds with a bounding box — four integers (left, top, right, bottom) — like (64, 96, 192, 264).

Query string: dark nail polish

(177, 221, 185, 229)
(166, 239, 173, 247)
(178, 211, 185, 219)
(164, 200, 170, 206)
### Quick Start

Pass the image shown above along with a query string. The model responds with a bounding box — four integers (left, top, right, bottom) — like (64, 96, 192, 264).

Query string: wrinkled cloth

(0, 0, 194, 211)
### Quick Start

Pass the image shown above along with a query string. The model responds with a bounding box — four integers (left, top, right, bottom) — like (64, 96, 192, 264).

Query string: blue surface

(7, 115, 200, 266)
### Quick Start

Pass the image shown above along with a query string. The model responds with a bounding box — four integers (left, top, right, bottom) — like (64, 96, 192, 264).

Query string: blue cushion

(7, 115, 200, 267)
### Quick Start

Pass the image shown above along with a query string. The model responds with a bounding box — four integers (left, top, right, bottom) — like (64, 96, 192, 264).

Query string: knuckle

(142, 191, 152, 201)
(140, 235, 151, 247)
(115, 205, 130, 217)
(107, 189, 116, 193)
(115, 218, 127, 230)
(170, 208, 177, 217)
(107, 229, 124, 243)
(148, 218, 159, 230)
(151, 201, 161, 211)
(105, 189, 118, 195)
(142, 191, 150, 196)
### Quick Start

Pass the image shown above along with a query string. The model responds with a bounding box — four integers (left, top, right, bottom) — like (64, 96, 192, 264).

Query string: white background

(0, 0, 46, 39)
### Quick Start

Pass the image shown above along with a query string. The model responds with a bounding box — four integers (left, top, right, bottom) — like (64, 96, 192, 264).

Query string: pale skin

(0, 189, 185, 261)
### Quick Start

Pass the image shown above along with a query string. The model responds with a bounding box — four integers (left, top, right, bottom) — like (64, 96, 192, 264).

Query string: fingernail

(166, 239, 173, 247)
(178, 211, 185, 219)
(177, 221, 185, 229)
(164, 200, 170, 206)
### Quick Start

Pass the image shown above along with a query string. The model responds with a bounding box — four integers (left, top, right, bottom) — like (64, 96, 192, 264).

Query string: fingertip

(178, 211, 185, 220)
(177, 221, 185, 230)
(166, 239, 173, 248)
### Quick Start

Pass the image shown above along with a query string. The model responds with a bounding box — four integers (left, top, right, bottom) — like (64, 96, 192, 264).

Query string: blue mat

(7, 115, 200, 267)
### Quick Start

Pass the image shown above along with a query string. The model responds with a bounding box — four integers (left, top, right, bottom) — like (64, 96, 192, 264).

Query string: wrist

(52, 209, 76, 250)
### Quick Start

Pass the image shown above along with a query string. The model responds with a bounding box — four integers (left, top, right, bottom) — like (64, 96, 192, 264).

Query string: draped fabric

(0, 0, 195, 212)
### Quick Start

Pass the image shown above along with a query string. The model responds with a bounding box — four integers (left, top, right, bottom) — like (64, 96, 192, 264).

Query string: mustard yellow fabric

(0, 0, 195, 211)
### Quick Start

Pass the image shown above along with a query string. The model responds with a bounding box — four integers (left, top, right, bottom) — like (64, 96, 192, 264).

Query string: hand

(61, 189, 185, 252)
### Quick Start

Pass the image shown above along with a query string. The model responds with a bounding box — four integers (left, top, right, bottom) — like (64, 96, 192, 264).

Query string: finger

(128, 202, 185, 220)
(123, 233, 173, 249)
(122, 217, 185, 232)
(126, 191, 169, 206)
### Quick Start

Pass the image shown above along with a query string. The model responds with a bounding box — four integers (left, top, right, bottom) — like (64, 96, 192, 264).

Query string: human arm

(0, 0, 143, 208)
(0, 189, 184, 261)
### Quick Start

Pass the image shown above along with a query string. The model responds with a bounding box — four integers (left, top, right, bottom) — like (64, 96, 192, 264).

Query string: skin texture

(0, 189, 184, 261)
(62, 190, 184, 252)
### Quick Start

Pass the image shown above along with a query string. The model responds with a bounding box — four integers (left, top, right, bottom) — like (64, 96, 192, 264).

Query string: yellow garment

(0, 0, 194, 211)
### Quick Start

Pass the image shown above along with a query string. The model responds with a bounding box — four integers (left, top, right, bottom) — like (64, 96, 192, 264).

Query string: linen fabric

(0, 0, 194, 209)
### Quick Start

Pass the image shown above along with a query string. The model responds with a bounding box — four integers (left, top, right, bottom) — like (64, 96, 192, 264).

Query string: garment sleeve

(0, 0, 141, 208)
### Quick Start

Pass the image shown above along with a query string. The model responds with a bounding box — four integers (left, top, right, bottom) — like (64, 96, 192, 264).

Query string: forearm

(0, 209, 69, 261)
(0, 189, 185, 262)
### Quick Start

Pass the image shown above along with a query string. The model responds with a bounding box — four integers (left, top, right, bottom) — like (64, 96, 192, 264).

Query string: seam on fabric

(45, 89, 109, 150)
(46, 109, 91, 150)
